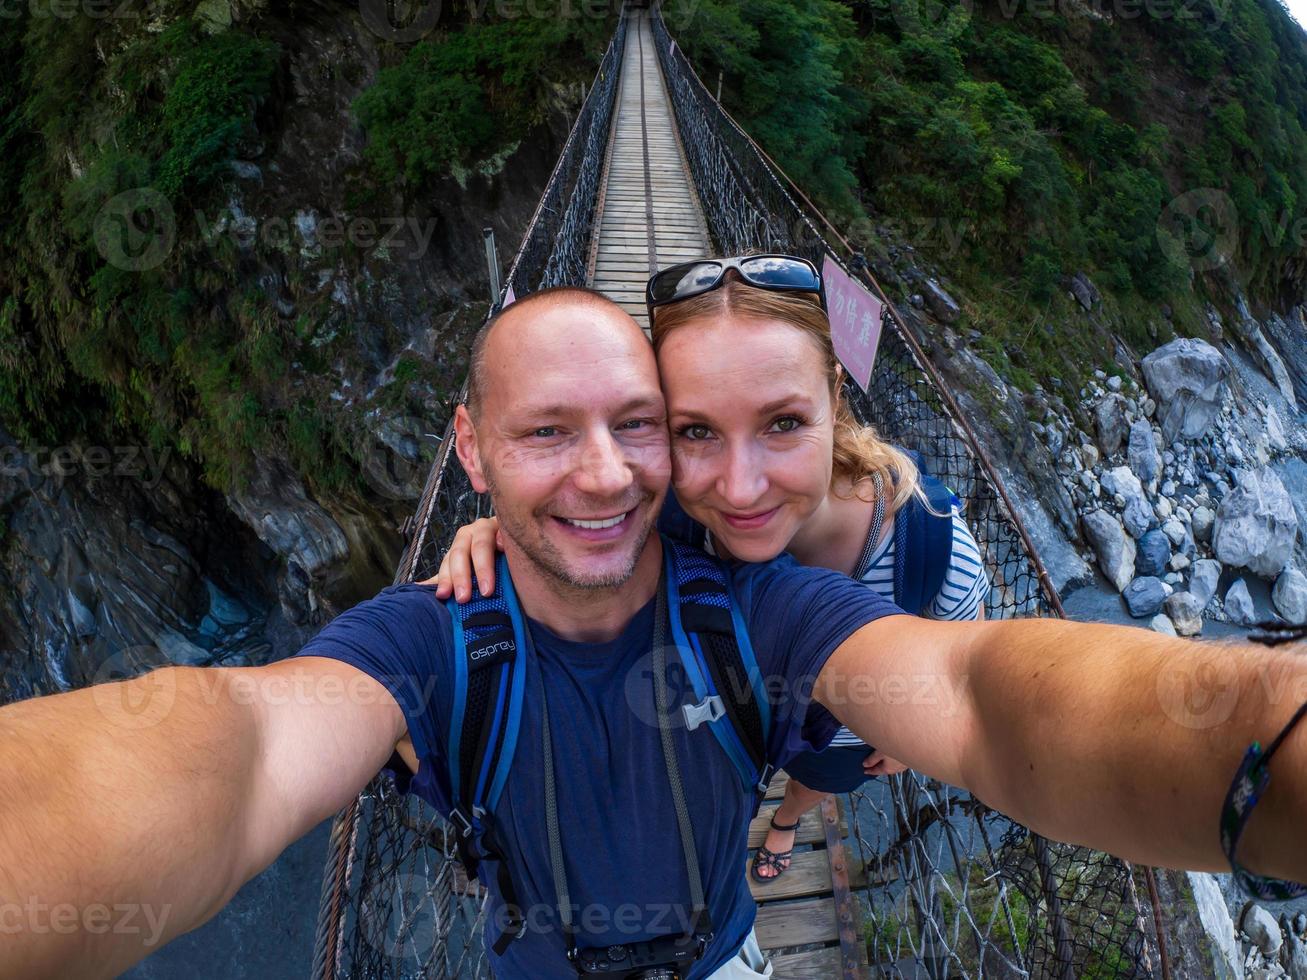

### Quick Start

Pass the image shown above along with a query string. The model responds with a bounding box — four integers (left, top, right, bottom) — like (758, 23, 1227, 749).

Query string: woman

(429, 253, 988, 884)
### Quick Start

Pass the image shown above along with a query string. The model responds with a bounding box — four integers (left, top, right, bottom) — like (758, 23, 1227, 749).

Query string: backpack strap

(892, 453, 961, 616)
(661, 535, 773, 795)
(446, 553, 530, 954)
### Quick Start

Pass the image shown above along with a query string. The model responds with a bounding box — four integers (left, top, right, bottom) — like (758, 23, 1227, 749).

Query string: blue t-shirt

(294, 548, 899, 978)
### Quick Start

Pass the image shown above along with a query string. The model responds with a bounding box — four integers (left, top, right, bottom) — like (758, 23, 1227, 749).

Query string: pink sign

(823, 253, 883, 393)
(502, 284, 516, 307)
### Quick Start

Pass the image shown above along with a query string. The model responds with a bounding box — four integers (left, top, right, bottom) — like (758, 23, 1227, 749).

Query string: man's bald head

(464, 286, 645, 419)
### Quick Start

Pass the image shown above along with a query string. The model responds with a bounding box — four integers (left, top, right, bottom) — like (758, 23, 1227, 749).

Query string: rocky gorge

(883, 259, 1307, 977)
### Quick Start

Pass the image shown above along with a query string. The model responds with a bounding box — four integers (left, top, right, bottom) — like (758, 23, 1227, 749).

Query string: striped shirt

(826, 506, 989, 747)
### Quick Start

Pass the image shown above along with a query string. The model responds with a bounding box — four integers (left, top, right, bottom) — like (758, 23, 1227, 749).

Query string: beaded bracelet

(1220, 620, 1307, 900)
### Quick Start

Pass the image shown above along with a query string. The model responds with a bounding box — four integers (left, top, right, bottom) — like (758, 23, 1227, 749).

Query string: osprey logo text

(471, 640, 515, 661)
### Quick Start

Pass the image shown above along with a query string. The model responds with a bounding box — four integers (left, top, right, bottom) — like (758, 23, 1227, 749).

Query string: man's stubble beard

(483, 467, 660, 593)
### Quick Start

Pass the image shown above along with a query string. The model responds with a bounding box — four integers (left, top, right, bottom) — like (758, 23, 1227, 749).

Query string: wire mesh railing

(309, 14, 629, 978)
(652, 8, 1160, 977)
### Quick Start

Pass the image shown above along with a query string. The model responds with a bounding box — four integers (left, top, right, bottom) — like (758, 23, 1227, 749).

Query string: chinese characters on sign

(822, 253, 883, 394)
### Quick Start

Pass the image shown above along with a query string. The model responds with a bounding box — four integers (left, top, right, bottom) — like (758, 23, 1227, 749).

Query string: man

(1, 287, 1304, 978)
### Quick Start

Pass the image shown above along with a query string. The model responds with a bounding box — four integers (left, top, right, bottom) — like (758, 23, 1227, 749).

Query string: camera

(571, 930, 710, 979)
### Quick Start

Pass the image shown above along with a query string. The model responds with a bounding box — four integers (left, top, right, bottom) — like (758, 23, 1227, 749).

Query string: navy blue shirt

(294, 549, 898, 977)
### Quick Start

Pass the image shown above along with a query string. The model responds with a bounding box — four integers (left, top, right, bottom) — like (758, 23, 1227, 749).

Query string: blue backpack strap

(892, 453, 961, 616)
(661, 535, 773, 795)
(446, 553, 529, 953)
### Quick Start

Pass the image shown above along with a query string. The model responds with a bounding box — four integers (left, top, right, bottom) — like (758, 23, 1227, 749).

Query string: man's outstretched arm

(815, 615, 1307, 882)
(0, 656, 407, 978)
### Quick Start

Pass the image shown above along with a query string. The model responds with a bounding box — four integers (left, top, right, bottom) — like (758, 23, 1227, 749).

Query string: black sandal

(750, 815, 800, 884)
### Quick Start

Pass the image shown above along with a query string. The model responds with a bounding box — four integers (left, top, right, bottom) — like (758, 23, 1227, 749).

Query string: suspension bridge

(309, 6, 1171, 978)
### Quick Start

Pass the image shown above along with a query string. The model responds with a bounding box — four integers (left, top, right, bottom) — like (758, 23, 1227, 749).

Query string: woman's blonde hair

(650, 274, 922, 519)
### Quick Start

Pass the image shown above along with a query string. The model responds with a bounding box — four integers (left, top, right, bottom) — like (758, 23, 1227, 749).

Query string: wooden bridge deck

(586, 12, 869, 975)
(587, 9, 711, 329)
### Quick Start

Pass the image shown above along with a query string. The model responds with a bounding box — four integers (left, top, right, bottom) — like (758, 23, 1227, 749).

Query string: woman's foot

(750, 814, 800, 883)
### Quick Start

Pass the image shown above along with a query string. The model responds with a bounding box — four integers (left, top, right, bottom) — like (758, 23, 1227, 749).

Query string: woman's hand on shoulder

(419, 517, 503, 601)
(863, 749, 909, 778)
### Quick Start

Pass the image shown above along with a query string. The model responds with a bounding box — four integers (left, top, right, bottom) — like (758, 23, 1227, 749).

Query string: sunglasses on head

(645, 254, 826, 323)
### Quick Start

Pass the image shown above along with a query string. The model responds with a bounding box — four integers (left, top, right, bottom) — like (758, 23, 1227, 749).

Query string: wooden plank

(593, 280, 649, 290)
(601, 198, 688, 206)
(594, 283, 650, 293)
(594, 265, 659, 275)
(593, 267, 652, 277)
(765, 771, 790, 800)
(744, 848, 866, 902)
(754, 897, 840, 948)
(748, 801, 844, 848)
(452, 861, 486, 899)
(603, 229, 703, 239)
(595, 259, 659, 270)
(612, 214, 696, 221)
(768, 947, 843, 980)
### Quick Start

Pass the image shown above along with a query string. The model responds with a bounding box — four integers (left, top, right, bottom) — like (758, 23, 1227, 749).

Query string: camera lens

(629, 970, 679, 980)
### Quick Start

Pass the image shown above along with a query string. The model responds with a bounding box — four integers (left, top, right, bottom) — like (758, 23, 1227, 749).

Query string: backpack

(444, 456, 960, 952)
(893, 451, 963, 614)
(444, 535, 772, 953)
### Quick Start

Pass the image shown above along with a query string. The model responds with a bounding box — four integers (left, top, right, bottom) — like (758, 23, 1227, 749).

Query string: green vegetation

(662, 0, 868, 211)
(0, 12, 281, 485)
(355, 10, 611, 190)
(0, 4, 607, 493)
(666, 0, 1307, 391)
